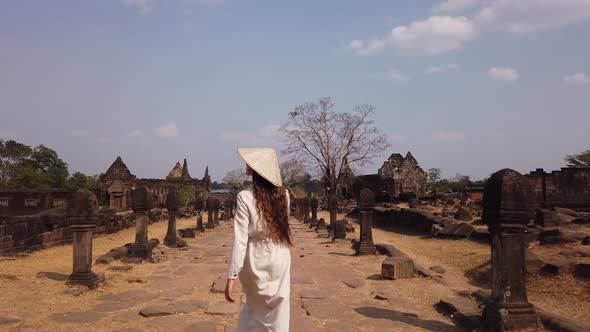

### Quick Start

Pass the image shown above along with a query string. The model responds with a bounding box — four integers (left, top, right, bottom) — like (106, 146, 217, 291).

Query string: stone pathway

(0, 217, 464, 331)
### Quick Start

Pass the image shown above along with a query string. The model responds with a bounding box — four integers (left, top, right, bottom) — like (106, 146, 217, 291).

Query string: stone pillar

(213, 199, 220, 225)
(164, 190, 180, 247)
(66, 189, 100, 289)
(482, 169, 538, 331)
(310, 196, 318, 227)
(356, 189, 376, 255)
(303, 197, 311, 224)
(328, 195, 338, 238)
(206, 197, 215, 228)
(194, 195, 205, 232)
(129, 185, 152, 259)
(333, 220, 347, 239)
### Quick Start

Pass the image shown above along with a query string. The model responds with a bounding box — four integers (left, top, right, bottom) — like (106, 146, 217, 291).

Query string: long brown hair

(252, 171, 293, 246)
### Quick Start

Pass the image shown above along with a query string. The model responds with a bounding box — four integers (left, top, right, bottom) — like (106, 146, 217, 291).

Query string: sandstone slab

(205, 303, 239, 315)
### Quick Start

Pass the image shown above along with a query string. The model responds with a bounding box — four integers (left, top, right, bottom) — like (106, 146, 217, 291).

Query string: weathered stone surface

(0, 316, 23, 326)
(183, 321, 217, 332)
(173, 300, 209, 314)
(292, 273, 316, 285)
(36, 271, 68, 281)
(140, 305, 176, 317)
(126, 277, 147, 283)
(113, 329, 143, 332)
(92, 301, 137, 313)
(539, 229, 577, 245)
(572, 216, 590, 225)
(554, 207, 578, 217)
(302, 298, 349, 319)
(342, 278, 366, 288)
(381, 256, 414, 280)
(50, 311, 106, 323)
(205, 303, 239, 315)
(435, 297, 481, 330)
(582, 236, 590, 245)
(429, 265, 446, 274)
(223, 325, 237, 332)
(112, 310, 140, 322)
(454, 206, 473, 221)
(574, 263, 590, 280)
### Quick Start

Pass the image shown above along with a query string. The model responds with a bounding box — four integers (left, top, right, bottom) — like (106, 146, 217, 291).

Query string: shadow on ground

(354, 307, 458, 331)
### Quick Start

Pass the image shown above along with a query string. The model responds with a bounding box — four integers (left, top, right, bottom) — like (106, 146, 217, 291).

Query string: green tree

(0, 139, 32, 187)
(426, 168, 442, 194)
(66, 172, 100, 189)
(565, 149, 590, 168)
(179, 185, 198, 208)
(29, 145, 69, 188)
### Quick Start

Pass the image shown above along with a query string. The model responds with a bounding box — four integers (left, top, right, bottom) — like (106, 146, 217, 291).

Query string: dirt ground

(0, 210, 587, 331)
(339, 211, 590, 324)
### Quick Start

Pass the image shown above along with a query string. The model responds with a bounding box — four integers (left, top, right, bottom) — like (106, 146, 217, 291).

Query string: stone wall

(527, 168, 590, 211)
(0, 189, 75, 216)
(0, 208, 166, 254)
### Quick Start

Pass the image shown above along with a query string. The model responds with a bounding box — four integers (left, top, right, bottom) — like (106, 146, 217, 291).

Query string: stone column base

(483, 301, 538, 332)
(356, 241, 377, 255)
(129, 243, 151, 259)
(67, 271, 99, 289)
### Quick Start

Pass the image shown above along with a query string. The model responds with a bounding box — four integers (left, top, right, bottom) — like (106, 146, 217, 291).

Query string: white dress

(228, 187, 291, 332)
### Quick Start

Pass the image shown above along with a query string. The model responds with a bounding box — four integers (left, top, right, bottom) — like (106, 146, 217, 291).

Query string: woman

(225, 148, 293, 332)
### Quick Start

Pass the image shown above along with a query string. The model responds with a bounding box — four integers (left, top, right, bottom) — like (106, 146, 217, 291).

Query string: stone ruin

(352, 152, 427, 202)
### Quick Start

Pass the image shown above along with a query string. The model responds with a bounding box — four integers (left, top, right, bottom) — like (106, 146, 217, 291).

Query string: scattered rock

(0, 273, 18, 281)
(342, 278, 366, 289)
(126, 277, 147, 283)
(0, 316, 23, 326)
(554, 207, 578, 217)
(183, 321, 217, 332)
(120, 257, 143, 264)
(435, 297, 481, 330)
(429, 265, 446, 274)
(542, 259, 576, 276)
(539, 229, 577, 245)
(454, 207, 473, 221)
(205, 303, 239, 315)
(140, 305, 176, 317)
(36, 272, 68, 281)
(572, 216, 590, 225)
(108, 265, 133, 272)
(97, 272, 106, 283)
(95, 256, 115, 264)
(574, 263, 590, 280)
(381, 256, 414, 280)
(583, 237, 590, 245)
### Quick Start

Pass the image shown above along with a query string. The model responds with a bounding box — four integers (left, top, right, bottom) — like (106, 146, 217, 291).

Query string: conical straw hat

(237, 148, 282, 187)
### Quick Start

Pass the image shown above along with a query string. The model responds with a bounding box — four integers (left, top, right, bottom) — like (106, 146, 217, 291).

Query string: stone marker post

(333, 220, 347, 239)
(213, 199, 220, 225)
(303, 197, 311, 224)
(206, 197, 215, 228)
(310, 196, 318, 228)
(482, 169, 538, 331)
(328, 195, 338, 238)
(164, 189, 180, 247)
(66, 189, 100, 289)
(195, 195, 205, 232)
(129, 185, 152, 259)
(356, 189, 377, 255)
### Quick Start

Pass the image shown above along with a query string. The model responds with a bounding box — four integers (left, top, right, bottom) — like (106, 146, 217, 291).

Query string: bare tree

(223, 168, 248, 191)
(280, 159, 306, 188)
(280, 97, 390, 196)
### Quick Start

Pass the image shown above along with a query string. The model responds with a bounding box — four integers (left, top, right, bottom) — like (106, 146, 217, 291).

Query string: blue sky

(1, 0, 589, 181)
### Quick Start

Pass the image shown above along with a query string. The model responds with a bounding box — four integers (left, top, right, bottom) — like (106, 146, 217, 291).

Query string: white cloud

(475, 0, 590, 34)
(125, 130, 142, 137)
(488, 67, 520, 81)
(155, 122, 179, 137)
(429, 131, 466, 143)
(371, 69, 411, 81)
(563, 72, 590, 85)
(433, 0, 480, 13)
(426, 63, 461, 74)
(122, 0, 153, 14)
(346, 16, 476, 56)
